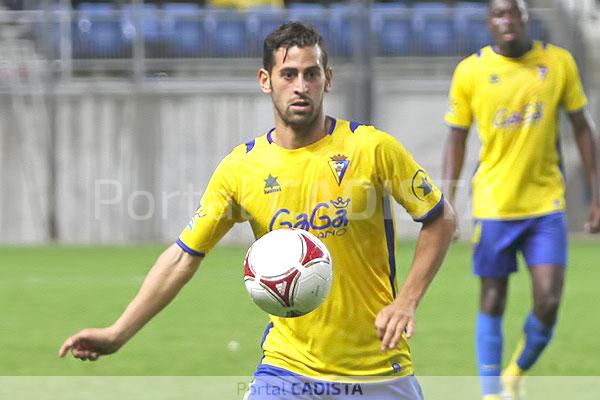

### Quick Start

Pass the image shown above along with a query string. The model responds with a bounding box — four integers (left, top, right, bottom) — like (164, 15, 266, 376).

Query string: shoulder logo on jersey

(411, 170, 433, 201)
(328, 154, 350, 186)
(538, 64, 548, 80)
(264, 174, 281, 194)
(446, 99, 458, 116)
(186, 207, 207, 231)
(490, 74, 500, 84)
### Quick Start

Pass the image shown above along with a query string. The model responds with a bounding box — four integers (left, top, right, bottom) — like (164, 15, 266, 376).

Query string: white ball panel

(243, 228, 333, 318)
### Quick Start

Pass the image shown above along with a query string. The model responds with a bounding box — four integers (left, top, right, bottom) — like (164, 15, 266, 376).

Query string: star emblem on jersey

(419, 178, 432, 196)
(411, 170, 433, 201)
(328, 154, 350, 186)
(264, 174, 281, 194)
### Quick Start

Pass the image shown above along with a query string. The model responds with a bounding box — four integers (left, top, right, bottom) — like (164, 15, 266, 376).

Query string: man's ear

(258, 68, 272, 94)
(324, 67, 333, 93)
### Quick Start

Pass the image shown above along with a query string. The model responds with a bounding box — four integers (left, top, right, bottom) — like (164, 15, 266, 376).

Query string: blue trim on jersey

(260, 322, 274, 348)
(446, 122, 470, 131)
(327, 116, 337, 134)
(557, 137, 565, 180)
(383, 196, 397, 298)
(349, 121, 362, 133)
(266, 128, 275, 144)
(246, 139, 256, 153)
(470, 162, 480, 196)
(414, 195, 444, 223)
(175, 239, 205, 257)
(476, 49, 482, 57)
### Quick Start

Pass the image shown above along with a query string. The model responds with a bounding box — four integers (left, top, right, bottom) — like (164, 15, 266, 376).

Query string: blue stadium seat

(529, 16, 548, 41)
(455, 2, 490, 54)
(209, 9, 249, 57)
(247, 6, 287, 55)
(329, 3, 360, 58)
(34, 3, 72, 59)
(121, 3, 163, 55)
(163, 3, 208, 57)
(74, 3, 127, 58)
(412, 2, 454, 56)
(4, 0, 24, 10)
(371, 3, 412, 56)
(288, 3, 331, 46)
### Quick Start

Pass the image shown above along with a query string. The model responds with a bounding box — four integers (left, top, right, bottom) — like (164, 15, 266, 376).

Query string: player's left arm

(375, 198, 456, 351)
(568, 109, 600, 233)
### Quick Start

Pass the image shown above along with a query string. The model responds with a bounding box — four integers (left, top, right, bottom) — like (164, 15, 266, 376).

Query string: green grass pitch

(0, 240, 598, 376)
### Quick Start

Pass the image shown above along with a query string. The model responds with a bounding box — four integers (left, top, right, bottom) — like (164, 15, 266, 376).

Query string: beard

(273, 97, 323, 131)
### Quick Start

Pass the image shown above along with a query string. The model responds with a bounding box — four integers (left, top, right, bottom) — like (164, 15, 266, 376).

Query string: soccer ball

(243, 228, 333, 318)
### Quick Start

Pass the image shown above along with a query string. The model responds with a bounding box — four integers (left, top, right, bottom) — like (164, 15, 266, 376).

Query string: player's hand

(584, 202, 600, 233)
(374, 298, 416, 352)
(58, 327, 121, 361)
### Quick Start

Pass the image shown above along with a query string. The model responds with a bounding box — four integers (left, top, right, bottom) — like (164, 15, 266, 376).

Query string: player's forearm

(110, 243, 201, 347)
(396, 200, 456, 305)
(574, 126, 600, 204)
(570, 111, 599, 204)
(442, 130, 468, 203)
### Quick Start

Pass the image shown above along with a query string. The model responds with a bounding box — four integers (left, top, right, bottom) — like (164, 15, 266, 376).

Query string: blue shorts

(244, 364, 424, 400)
(473, 212, 567, 278)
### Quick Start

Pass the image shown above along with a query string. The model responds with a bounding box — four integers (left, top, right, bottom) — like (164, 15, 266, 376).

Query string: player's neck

(494, 39, 533, 59)
(272, 114, 328, 150)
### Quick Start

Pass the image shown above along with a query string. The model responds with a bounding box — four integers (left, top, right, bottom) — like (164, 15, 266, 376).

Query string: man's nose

(294, 76, 308, 93)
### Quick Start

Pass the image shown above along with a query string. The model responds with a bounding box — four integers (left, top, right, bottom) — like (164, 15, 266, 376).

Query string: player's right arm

(442, 127, 469, 206)
(59, 244, 202, 361)
(560, 49, 600, 233)
(59, 151, 242, 361)
(442, 57, 474, 237)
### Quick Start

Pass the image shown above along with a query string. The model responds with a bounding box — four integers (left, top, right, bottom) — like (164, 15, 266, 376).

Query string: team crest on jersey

(538, 64, 548, 80)
(411, 170, 433, 201)
(328, 154, 350, 186)
(490, 74, 500, 84)
(264, 174, 281, 194)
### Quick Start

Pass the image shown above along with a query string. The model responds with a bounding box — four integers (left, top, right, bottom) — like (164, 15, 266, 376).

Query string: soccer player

(59, 22, 456, 399)
(443, 1, 600, 399)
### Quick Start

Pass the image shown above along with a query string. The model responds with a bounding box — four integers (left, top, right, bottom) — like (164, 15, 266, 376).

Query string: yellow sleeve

(444, 58, 473, 129)
(177, 153, 244, 256)
(374, 131, 444, 222)
(560, 50, 588, 113)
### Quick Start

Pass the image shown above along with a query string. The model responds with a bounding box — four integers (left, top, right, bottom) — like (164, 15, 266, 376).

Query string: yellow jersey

(445, 41, 588, 219)
(178, 117, 443, 377)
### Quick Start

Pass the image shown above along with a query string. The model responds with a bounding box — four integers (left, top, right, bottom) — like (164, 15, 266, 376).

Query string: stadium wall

(0, 60, 596, 245)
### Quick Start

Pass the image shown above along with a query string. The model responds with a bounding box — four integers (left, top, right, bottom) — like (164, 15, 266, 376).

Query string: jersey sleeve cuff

(413, 195, 445, 223)
(566, 103, 588, 114)
(176, 239, 205, 257)
(445, 122, 471, 130)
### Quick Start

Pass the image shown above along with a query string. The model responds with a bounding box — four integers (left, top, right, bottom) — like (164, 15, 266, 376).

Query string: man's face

(488, 0, 528, 46)
(259, 45, 332, 129)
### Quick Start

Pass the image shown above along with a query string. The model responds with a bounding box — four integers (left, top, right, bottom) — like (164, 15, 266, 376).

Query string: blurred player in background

(60, 22, 456, 399)
(443, 0, 600, 399)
